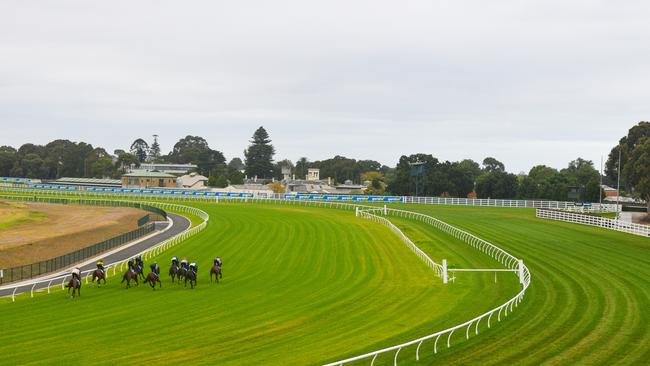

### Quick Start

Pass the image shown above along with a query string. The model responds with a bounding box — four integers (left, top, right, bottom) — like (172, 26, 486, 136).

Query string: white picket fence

(0, 186, 620, 213)
(536, 209, 650, 237)
(401, 195, 620, 212)
(322, 207, 531, 366)
(2, 198, 209, 301)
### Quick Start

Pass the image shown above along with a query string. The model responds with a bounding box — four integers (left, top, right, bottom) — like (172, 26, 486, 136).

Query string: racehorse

(177, 266, 188, 284)
(134, 264, 145, 280)
(91, 269, 106, 287)
(210, 265, 222, 283)
(169, 263, 179, 283)
(185, 269, 197, 289)
(144, 272, 162, 290)
(121, 270, 139, 289)
(67, 275, 81, 298)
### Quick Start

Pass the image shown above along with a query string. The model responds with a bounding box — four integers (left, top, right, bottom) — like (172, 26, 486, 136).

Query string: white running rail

(0, 186, 620, 212)
(536, 209, 650, 237)
(321, 207, 531, 366)
(1, 192, 532, 364)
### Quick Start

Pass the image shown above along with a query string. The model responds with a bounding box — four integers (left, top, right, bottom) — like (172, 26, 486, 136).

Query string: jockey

(189, 262, 197, 273)
(127, 259, 135, 272)
(180, 258, 188, 269)
(97, 260, 105, 274)
(171, 256, 179, 267)
(214, 257, 222, 268)
(150, 262, 160, 276)
(135, 255, 143, 266)
(71, 268, 81, 285)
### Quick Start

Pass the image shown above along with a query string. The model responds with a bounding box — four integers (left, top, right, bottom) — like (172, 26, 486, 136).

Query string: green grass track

(0, 202, 514, 365)
(0, 197, 647, 365)
(388, 204, 650, 365)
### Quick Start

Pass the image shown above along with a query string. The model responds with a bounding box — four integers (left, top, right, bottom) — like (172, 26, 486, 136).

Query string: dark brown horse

(91, 269, 106, 287)
(169, 263, 179, 283)
(67, 275, 81, 298)
(177, 266, 188, 284)
(185, 269, 197, 289)
(134, 264, 145, 280)
(210, 265, 222, 283)
(144, 272, 162, 290)
(121, 270, 139, 289)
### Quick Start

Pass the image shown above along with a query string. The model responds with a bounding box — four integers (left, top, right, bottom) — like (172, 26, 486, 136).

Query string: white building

(137, 163, 198, 176)
(177, 172, 208, 189)
(307, 168, 320, 181)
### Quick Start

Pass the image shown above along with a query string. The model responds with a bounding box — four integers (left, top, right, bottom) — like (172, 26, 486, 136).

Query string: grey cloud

(0, 1, 648, 173)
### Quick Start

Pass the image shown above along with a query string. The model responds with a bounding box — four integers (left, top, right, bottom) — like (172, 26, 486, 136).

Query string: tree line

(1, 123, 647, 204)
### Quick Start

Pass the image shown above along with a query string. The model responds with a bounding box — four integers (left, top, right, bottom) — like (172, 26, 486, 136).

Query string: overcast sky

(1, 1, 648, 173)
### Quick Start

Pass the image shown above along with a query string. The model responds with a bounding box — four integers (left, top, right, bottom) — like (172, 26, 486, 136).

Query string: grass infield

(0, 198, 647, 365)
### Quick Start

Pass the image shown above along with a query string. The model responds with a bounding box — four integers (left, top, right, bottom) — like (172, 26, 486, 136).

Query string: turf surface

(385, 204, 650, 365)
(0, 197, 648, 365)
(0, 202, 516, 365)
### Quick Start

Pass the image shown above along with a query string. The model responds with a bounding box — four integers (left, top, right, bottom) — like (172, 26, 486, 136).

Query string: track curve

(0, 213, 190, 297)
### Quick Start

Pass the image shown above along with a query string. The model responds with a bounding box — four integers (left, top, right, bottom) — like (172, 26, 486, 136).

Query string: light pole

(599, 155, 603, 206)
(616, 147, 622, 219)
(409, 161, 425, 197)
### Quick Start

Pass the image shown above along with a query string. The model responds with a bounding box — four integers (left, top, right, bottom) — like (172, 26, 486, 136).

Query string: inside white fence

(536, 209, 650, 237)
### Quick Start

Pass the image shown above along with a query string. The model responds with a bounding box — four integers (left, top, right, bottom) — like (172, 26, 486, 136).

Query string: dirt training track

(0, 200, 150, 268)
(0, 212, 190, 297)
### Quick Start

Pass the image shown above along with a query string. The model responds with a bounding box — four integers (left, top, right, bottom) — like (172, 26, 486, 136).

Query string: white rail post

(384, 205, 387, 215)
(518, 259, 524, 285)
(355, 207, 359, 217)
(442, 259, 448, 284)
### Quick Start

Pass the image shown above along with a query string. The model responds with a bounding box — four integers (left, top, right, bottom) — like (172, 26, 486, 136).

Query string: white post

(518, 259, 524, 285)
(355, 207, 359, 217)
(384, 204, 387, 215)
(442, 259, 448, 284)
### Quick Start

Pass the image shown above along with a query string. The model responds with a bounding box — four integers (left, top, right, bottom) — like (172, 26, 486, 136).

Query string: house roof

(123, 171, 176, 178)
(55, 177, 121, 185)
(178, 173, 208, 187)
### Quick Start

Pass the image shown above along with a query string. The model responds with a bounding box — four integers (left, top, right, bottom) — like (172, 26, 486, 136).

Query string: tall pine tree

(130, 138, 149, 163)
(149, 134, 161, 161)
(244, 126, 275, 179)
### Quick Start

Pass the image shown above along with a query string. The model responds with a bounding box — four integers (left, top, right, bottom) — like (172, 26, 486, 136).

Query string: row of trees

(386, 154, 603, 201)
(0, 140, 121, 179)
(1, 123, 647, 205)
(605, 122, 650, 211)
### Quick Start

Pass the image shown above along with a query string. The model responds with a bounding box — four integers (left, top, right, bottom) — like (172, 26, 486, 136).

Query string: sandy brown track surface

(0, 200, 148, 268)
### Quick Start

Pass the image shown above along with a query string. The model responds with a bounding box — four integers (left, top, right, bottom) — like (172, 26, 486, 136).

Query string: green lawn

(387, 204, 650, 365)
(0, 201, 516, 365)
(0, 196, 648, 365)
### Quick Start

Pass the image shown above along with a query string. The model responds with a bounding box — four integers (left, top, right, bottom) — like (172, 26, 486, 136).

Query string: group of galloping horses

(66, 256, 223, 297)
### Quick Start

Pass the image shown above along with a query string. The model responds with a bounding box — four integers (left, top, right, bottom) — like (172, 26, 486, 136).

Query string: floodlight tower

(409, 161, 426, 197)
